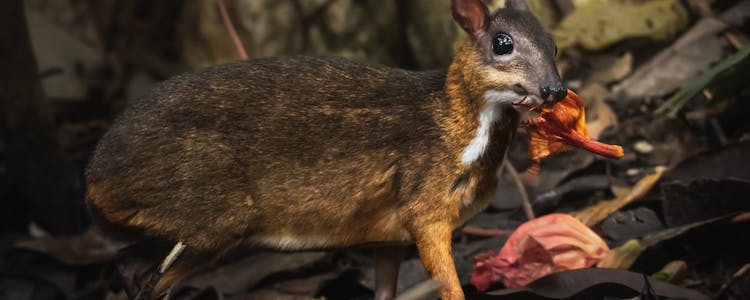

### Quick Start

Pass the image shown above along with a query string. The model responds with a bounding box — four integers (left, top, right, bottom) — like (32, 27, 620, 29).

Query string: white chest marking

(251, 235, 330, 250)
(460, 90, 518, 165)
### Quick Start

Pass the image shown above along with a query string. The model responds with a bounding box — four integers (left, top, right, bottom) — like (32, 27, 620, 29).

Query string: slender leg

(412, 222, 464, 300)
(115, 259, 141, 299)
(374, 245, 405, 300)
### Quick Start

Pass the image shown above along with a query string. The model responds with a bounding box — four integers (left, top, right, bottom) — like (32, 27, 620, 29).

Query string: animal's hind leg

(374, 245, 405, 300)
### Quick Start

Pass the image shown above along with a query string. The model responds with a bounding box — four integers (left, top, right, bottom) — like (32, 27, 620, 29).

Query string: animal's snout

(540, 83, 567, 105)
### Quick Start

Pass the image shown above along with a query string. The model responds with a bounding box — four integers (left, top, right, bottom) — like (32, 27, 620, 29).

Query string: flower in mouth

(522, 89, 623, 174)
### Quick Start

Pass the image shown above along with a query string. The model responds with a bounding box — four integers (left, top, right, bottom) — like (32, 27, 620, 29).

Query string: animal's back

(86, 56, 448, 253)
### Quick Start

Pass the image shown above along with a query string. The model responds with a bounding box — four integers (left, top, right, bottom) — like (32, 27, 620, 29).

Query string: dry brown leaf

(610, 184, 631, 199)
(572, 169, 665, 227)
(554, 0, 689, 51)
(617, 18, 728, 100)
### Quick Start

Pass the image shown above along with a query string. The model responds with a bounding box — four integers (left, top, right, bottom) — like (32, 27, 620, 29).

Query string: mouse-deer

(85, 0, 565, 298)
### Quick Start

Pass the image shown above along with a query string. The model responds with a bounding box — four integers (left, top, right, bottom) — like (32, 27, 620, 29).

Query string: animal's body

(85, 0, 565, 299)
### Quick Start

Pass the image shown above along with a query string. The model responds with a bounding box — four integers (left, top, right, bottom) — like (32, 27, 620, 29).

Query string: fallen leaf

(471, 214, 609, 290)
(639, 214, 736, 248)
(600, 207, 665, 244)
(554, 0, 689, 51)
(664, 139, 750, 183)
(479, 268, 711, 300)
(597, 239, 643, 269)
(532, 175, 611, 214)
(572, 170, 664, 227)
(652, 260, 688, 284)
(183, 252, 326, 294)
(654, 42, 750, 117)
(14, 227, 127, 265)
(618, 116, 701, 167)
(617, 1, 750, 100)
(661, 179, 750, 227)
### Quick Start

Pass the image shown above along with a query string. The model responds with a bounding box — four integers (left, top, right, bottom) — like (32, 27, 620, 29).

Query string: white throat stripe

(460, 90, 517, 165)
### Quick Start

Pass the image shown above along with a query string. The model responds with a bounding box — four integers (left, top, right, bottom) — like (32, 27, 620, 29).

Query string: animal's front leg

(411, 222, 464, 300)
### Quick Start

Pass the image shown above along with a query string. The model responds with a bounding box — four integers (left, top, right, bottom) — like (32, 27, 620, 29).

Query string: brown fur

(86, 1, 559, 298)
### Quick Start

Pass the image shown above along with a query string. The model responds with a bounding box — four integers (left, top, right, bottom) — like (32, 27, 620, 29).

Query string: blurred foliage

(554, 0, 689, 51)
(656, 42, 750, 117)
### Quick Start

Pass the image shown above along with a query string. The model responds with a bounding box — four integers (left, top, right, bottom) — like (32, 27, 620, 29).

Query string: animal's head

(451, 0, 565, 111)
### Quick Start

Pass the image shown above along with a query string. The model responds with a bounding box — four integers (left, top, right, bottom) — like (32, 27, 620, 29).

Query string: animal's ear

(451, 0, 488, 37)
(505, 0, 529, 11)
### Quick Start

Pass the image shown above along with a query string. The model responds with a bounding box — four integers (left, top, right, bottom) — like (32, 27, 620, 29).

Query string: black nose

(540, 84, 567, 104)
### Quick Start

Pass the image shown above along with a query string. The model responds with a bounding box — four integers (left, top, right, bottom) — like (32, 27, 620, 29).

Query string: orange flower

(525, 90, 623, 174)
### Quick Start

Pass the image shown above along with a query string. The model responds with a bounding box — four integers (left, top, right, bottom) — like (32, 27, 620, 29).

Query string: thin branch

(462, 226, 510, 237)
(214, 0, 248, 60)
(715, 262, 750, 299)
(504, 162, 535, 220)
(134, 241, 186, 300)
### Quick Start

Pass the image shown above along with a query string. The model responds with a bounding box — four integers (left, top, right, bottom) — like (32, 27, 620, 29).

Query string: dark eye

(492, 33, 513, 55)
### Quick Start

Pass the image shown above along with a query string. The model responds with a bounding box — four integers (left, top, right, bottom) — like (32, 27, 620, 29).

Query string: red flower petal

(471, 214, 609, 290)
(525, 90, 623, 174)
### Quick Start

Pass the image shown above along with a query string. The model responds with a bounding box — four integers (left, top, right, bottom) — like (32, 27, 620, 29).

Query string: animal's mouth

(512, 95, 547, 126)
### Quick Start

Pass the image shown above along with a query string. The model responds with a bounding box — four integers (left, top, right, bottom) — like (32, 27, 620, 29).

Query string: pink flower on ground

(471, 213, 609, 291)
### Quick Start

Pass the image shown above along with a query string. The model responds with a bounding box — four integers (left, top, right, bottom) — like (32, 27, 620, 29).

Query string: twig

(724, 30, 749, 50)
(462, 226, 510, 237)
(534, 175, 611, 211)
(504, 162, 535, 220)
(709, 118, 728, 146)
(731, 212, 750, 223)
(214, 0, 248, 60)
(134, 241, 186, 300)
(715, 262, 750, 299)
